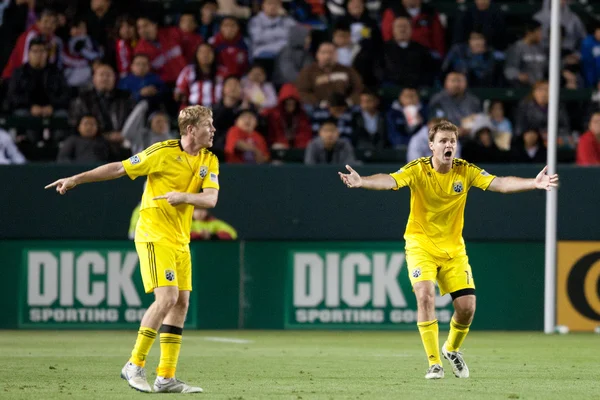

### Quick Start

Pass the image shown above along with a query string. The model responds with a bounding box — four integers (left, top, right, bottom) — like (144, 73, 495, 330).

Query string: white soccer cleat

(121, 362, 152, 392)
(154, 377, 204, 393)
(442, 342, 470, 378)
(424, 364, 445, 379)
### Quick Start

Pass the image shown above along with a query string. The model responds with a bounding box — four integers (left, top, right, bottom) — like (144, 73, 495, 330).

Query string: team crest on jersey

(453, 181, 464, 193)
(199, 166, 208, 178)
(165, 270, 175, 282)
(129, 155, 140, 165)
(412, 268, 421, 278)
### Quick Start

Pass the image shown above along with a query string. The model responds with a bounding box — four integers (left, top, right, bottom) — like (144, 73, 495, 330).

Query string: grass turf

(1, 330, 598, 400)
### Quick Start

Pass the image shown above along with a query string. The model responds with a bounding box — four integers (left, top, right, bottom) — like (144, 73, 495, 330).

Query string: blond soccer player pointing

(45, 106, 220, 393)
(339, 121, 558, 379)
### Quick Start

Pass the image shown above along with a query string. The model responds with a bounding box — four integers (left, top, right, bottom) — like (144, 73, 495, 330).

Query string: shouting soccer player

(338, 120, 558, 379)
(45, 106, 219, 393)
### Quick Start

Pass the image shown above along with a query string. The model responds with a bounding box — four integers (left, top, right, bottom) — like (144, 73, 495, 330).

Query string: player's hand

(45, 177, 77, 194)
(338, 165, 362, 188)
(535, 165, 559, 191)
(153, 192, 189, 206)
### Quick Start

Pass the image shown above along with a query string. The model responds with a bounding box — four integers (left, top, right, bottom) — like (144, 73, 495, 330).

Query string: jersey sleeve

(467, 163, 496, 190)
(389, 163, 416, 190)
(122, 144, 166, 180)
(202, 154, 220, 190)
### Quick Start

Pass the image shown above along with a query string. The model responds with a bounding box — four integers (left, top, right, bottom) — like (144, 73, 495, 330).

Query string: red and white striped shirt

(175, 64, 223, 107)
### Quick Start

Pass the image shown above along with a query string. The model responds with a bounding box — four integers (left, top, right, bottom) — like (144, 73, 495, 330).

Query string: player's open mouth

(444, 150, 452, 158)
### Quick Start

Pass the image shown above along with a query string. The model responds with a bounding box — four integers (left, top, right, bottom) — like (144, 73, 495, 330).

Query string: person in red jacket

(176, 11, 203, 64)
(225, 109, 270, 163)
(380, 0, 445, 59)
(576, 111, 600, 165)
(209, 16, 249, 78)
(114, 16, 137, 78)
(2, 8, 63, 80)
(135, 15, 187, 85)
(262, 83, 312, 149)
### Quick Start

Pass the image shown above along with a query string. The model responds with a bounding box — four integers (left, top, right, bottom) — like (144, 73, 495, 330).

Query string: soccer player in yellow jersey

(45, 106, 220, 393)
(339, 121, 559, 379)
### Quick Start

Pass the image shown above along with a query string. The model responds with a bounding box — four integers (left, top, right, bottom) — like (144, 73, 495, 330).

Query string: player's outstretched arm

(487, 165, 559, 194)
(338, 165, 397, 190)
(44, 162, 127, 195)
(153, 188, 219, 208)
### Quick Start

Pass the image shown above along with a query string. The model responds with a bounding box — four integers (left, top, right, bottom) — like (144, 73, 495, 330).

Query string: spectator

(69, 63, 135, 157)
(534, 0, 585, 52)
(7, 38, 69, 118)
(407, 117, 462, 161)
(311, 93, 355, 140)
(504, 20, 547, 88)
(337, 0, 382, 49)
(428, 72, 481, 133)
(443, 30, 501, 87)
(248, 0, 296, 60)
(452, 0, 507, 50)
(2, 8, 63, 80)
(210, 16, 249, 78)
(177, 10, 204, 64)
(56, 114, 112, 163)
(114, 15, 137, 78)
(514, 80, 570, 139)
(461, 116, 508, 163)
(304, 119, 356, 164)
(488, 100, 513, 150)
(224, 109, 270, 164)
(199, 0, 220, 41)
(0, 128, 26, 164)
(296, 42, 363, 107)
(380, 0, 445, 59)
(510, 128, 547, 163)
(0, 0, 31, 73)
(352, 89, 387, 150)
(84, 0, 118, 54)
(332, 22, 358, 68)
(379, 16, 434, 87)
(118, 53, 164, 106)
(263, 83, 312, 149)
(241, 63, 277, 111)
(272, 24, 313, 87)
(135, 15, 187, 86)
(213, 76, 259, 151)
(175, 43, 222, 108)
(386, 87, 427, 147)
(191, 208, 238, 240)
(581, 22, 600, 89)
(576, 111, 600, 165)
(121, 100, 176, 154)
(62, 17, 103, 88)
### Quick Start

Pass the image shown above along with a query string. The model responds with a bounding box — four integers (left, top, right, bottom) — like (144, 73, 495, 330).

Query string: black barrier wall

(1, 164, 598, 240)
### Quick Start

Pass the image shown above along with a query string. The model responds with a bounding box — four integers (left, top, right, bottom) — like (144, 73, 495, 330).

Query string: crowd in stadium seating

(0, 0, 599, 165)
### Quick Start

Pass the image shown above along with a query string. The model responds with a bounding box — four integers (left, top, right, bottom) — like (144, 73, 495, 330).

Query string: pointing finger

(45, 181, 58, 189)
(345, 165, 355, 173)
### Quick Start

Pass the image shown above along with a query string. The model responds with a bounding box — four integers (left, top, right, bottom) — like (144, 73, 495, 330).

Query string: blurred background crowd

(0, 0, 599, 167)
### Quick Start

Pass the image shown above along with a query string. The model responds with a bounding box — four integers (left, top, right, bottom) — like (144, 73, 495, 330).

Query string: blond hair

(178, 105, 213, 136)
(428, 120, 459, 142)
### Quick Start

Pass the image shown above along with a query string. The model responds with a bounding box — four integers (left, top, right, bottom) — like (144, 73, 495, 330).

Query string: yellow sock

(446, 318, 471, 352)
(417, 319, 441, 366)
(129, 327, 157, 367)
(156, 325, 183, 379)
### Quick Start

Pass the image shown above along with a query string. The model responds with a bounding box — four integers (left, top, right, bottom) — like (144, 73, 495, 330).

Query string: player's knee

(455, 300, 476, 321)
(416, 292, 435, 311)
(156, 293, 179, 312)
(175, 295, 190, 312)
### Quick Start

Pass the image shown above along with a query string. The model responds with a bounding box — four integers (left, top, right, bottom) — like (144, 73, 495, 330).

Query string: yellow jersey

(122, 139, 220, 246)
(389, 157, 496, 259)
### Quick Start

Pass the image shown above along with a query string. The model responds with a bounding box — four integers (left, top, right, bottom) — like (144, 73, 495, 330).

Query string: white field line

(202, 336, 254, 344)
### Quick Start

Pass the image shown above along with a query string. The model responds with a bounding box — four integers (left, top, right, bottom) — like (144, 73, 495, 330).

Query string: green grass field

(1, 331, 598, 400)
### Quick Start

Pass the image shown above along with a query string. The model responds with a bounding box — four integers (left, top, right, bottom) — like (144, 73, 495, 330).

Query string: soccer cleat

(442, 342, 470, 378)
(424, 364, 444, 379)
(121, 362, 152, 393)
(153, 377, 204, 393)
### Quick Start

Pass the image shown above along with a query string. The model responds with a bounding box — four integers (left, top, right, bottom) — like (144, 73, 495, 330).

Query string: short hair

(524, 19, 542, 34)
(319, 118, 338, 130)
(328, 93, 348, 108)
(178, 105, 213, 136)
(132, 53, 150, 62)
(428, 121, 459, 142)
(332, 21, 351, 33)
(38, 8, 58, 20)
(28, 37, 47, 50)
(360, 88, 378, 98)
(222, 75, 240, 86)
